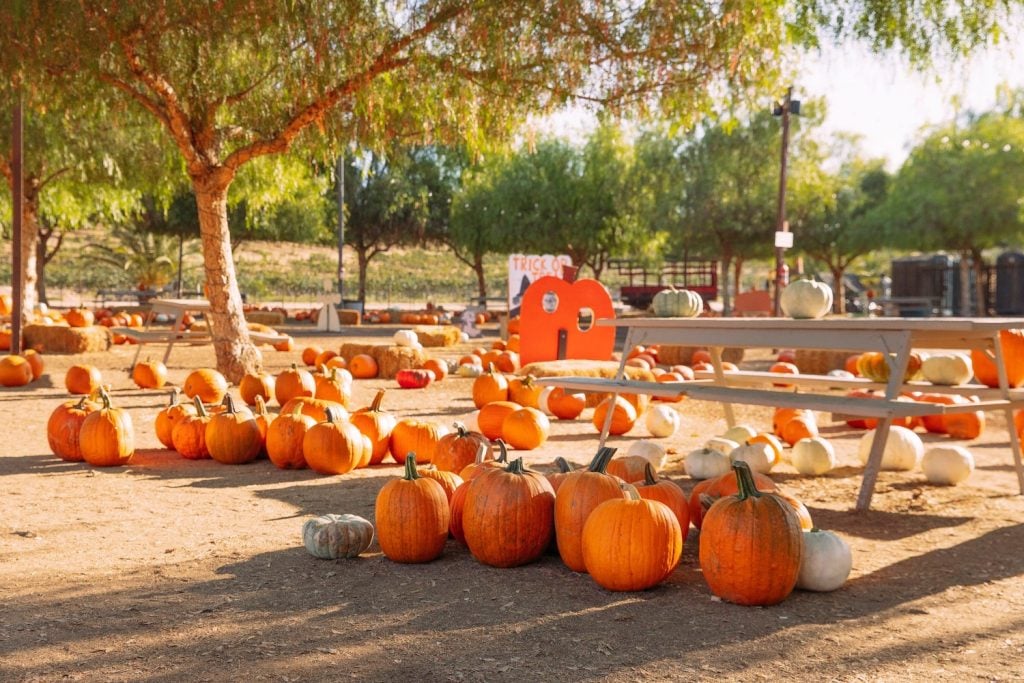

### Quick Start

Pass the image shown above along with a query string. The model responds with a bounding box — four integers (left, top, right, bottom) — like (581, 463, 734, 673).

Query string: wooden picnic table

(537, 316, 1024, 512)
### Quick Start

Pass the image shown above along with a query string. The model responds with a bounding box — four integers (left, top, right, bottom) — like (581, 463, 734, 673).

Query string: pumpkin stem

(554, 456, 573, 473)
(324, 406, 341, 423)
(167, 387, 180, 407)
(621, 482, 641, 501)
(365, 389, 386, 413)
(732, 461, 762, 501)
(643, 461, 658, 486)
(96, 387, 112, 410)
(193, 395, 207, 417)
(587, 446, 617, 473)
(254, 394, 267, 416)
(494, 438, 509, 463)
(452, 421, 468, 437)
(506, 457, 526, 474)
(222, 394, 238, 414)
(74, 396, 90, 410)
(403, 453, 420, 480)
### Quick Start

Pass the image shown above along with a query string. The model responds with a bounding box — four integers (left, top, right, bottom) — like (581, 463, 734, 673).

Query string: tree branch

(38, 166, 72, 191)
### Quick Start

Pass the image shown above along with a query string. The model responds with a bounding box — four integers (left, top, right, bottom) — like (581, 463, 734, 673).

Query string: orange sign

(518, 276, 616, 365)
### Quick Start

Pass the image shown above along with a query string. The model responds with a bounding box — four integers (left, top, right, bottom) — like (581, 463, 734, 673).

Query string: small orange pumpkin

(79, 389, 135, 467)
(65, 364, 102, 395)
(348, 354, 379, 379)
(239, 372, 276, 406)
(183, 368, 228, 404)
(266, 402, 316, 470)
(206, 396, 263, 465)
(47, 396, 97, 462)
(132, 359, 168, 390)
(172, 397, 213, 460)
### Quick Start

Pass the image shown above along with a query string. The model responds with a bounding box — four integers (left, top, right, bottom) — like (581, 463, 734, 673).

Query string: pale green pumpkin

(651, 287, 703, 317)
(302, 514, 374, 559)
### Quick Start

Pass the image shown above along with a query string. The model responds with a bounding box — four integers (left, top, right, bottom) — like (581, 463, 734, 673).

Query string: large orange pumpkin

(302, 408, 367, 475)
(183, 368, 228, 404)
(554, 447, 626, 572)
(389, 418, 449, 464)
(65, 364, 102, 395)
(501, 406, 550, 450)
(698, 462, 803, 606)
(349, 390, 398, 465)
(314, 367, 352, 406)
(47, 396, 97, 462)
(477, 400, 521, 441)
(206, 396, 263, 465)
(375, 454, 450, 563)
(266, 403, 317, 470)
(79, 389, 135, 467)
(971, 329, 1024, 388)
(472, 364, 509, 408)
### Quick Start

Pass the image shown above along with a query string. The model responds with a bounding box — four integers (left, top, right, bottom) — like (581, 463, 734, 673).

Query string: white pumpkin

(393, 329, 418, 347)
(857, 426, 923, 471)
(462, 410, 481, 433)
(537, 386, 557, 416)
(684, 447, 732, 480)
(730, 442, 775, 474)
(651, 287, 704, 318)
(704, 437, 739, 456)
(796, 528, 853, 592)
(826, 369, 855, 388)
(790, 437, 836, 475)
(644, 404, 681, 438)
(302, 514, 375, 560)
(921, 445, 975, 485)
(627, 440, 668, 470)
(780, 279, 834, 319)
(457, 363, 484, 378)
(921, 353, 973, 386)
(721, 424, 758, 444)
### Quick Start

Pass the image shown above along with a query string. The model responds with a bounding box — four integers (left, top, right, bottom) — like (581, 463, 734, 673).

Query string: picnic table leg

(991, 332, 1024, 494)
(709, 346, 737, 428)
(856, 417, 892, 511)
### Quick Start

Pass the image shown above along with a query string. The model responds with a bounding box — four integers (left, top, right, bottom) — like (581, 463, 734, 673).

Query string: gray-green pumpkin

(651, 287, 703, 317)
(779, 279, 833, 319)
(302, 513, 375, 559)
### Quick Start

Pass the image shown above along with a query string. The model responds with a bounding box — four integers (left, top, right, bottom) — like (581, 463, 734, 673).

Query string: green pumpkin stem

(587, 446, 617, 473)
(452, 421, 469, 437)
(621, 482, 641, 501)
(643, 462, 658, 486)
(494, 438, 509, 463)
(554, 456, 573, 473)
(505, 456, 526, 474)
(403, 453, 420, 480)
(732, 461, 761, 501)
(222, 394, 239, 414)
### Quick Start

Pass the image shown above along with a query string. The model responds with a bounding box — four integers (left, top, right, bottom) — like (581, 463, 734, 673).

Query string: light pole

(772, 86, 800, 315)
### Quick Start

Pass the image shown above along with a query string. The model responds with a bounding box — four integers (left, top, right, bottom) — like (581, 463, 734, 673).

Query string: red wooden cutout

(518, 276, 615, 365)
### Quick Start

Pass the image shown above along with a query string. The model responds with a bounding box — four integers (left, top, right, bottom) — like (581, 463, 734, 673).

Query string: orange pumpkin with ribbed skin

(155, 389, 194, 449)
(79, 390, 135, 468)
(348, 354, 379, 379)
(22, 349, 43, 380)
(206, 396, 263, 465)
(419, 466, 463, 504)
(303, 408, 366, 475)
(699, 462, 803, 606)
(507, 375, 542, 408)
(314, 349, 339, 370)
(458, 439, 509, 481)
(462, 457, 555, 568)
(772, 407, 809, 437)
(273, 335, 294, 352)
(267, 403, 316, 469)
(606, 454, 651, 483)
(546, 387, 586, 420)
(971, 329, 1024, 387)
(944, 397, 985, 440)
(545, 457, 577, 494)
(421, 358, 448, 381)
(477, 400, 521, 441)
(472, 364, 509, 408)
(183, 368, 228, 404)
(688, 468, 777, 530)
(591, 396, 637, 436)
(582, 484, 682, 592)
(634, 463, 690, 532)
(0, 355, 33, 386)
(301, 345, 323, 366)
(915, 393, 958, 433)
(132, 359, 168, 390)
(450, 442, 509, 544)
(65, 364, 102, 395)
(314, 367, 352, 406)
(65, 308, 94, 328)
(432, 422, 492, 473)
(252, 395, 269, 453)
(172, 397, 213, 460)
(390, 418, 449, 464)
(47, 396, 97, 462)
(275, 364, 316, 405)
(780, 415, 819, 446)
(501, 406, 550, 450)
(769, 361, 799, 387)
(279, 396, 347, 423)
(375, 454, 450, 563)
(554, 447, 626, 572)
(349, 390, 397, 465)
(239, 372, 276, 407)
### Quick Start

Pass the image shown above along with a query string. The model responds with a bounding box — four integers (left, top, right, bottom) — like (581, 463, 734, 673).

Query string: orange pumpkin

(769, 361, 799, 387)
(591, 396, 637, 435)
(349, 390, 398, 465)
(65, 364, 102, 395)
(545, 456, 577, 494)
(545, 387, 586, 420)
(266, 403, 316, 470)
(780, 415, 819, 446)
(79, 389, 135, 467)
(422, 358, 448, 382)
(507, 375, 543, 408)
(433, 422, 492, 473)
(155, 389, 194, 449)
(554, 447, 625, 572)
(477, 400, 521, 441)
(303, 408, 367, 475)
(275, 364, 316, 405)
(132, 359, 168, 390)
(390, 418, 449, 464)
(172, 397, 213, 459)
(501, 406, 550, 450)
(279, 396, 347, 423)
(301, 345, 323, 366)
(971, 329, 1024, 388)
(65, 308, 94, 328)
(183, 368, 228, 404)
(206, 396, 263, 465)
(688, 468, 777, 530)
(606, 454, 651, 483)
(348, 354, 379, 379)
(47, 396, 97, 462)
(375, 454, 450, 563)
(0, 355, 33, 387)
(634, 463, 689, 532)
(22, 349, 44, 380)
(472, 364, 509, 408)
(314, 349, 339, 370)
(239, 372, 276, 406)
(314, 367, 352, 406)
(418, 466, 464, 504)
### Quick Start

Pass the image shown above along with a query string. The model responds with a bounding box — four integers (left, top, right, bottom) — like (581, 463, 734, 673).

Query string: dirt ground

(2, 324, 1023, 683)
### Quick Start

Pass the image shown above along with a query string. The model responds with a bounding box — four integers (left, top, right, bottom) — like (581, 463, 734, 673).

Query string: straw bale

(518, 360, 657, 407)
(657, 345, 744, 366)
(339, 342, 427, 378)
(413, 325, 461, 347)
(793, 348, 856, 375)
(338, 309, 361, 326)
(245, 311, 286, 326)
(24, 324, 111, 354)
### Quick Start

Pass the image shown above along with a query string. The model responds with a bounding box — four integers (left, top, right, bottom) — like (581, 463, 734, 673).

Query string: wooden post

(11, 94, 24, 353)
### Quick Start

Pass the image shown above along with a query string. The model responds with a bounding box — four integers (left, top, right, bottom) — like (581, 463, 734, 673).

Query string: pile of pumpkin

(307, 433, 849, 603)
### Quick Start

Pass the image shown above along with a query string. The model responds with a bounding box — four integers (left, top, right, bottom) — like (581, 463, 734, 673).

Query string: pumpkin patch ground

(2, 328, 1024, 681)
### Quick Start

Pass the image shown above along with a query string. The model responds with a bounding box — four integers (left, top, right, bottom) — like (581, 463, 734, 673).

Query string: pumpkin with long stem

(432, 422, 492, 473)
(207, 395, 263, 465)
(155, 388, 194, 449)
(375, 454, 449, 563)
(172, 396, 213, 460)
(47, 396, 97, 462)
(634, 463, 690, 532)
(462, 456, 555, 567)
(582, 483, 683, 591)
(80, 389, 135, 467)
(350, 390, 397, 465)
(554, 447, 625, 572)
(699, 462, 803, 606)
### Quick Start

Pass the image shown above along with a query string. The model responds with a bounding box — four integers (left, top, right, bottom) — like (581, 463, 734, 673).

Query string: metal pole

(11, 94, 24, 354)
(773, 86, 793, 316)
(336, 154, 345, 306)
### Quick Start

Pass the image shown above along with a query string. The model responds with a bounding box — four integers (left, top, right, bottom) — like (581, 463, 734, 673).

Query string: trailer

(609, 259, 718, 310)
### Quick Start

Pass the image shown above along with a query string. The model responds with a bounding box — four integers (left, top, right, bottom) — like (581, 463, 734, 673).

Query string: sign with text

(508, 254, 572, 317)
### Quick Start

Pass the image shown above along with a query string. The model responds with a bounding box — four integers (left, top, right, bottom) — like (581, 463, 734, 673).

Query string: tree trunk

(356, 249, 370, 304)
(19, 196, 40, 323)
(958, 252, 972, 316)
(719, 250, 733, 315)
(971, 248, 988, 317)
(830, 264, 846, 315)
(192, 171, 261, 382)
(474, 253, 487, 301)
(733, 256, 745, 301)
(35, 232, 48, 306)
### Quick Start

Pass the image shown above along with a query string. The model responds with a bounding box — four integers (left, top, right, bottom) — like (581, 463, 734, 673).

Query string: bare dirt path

(2, 328, 1023, 682)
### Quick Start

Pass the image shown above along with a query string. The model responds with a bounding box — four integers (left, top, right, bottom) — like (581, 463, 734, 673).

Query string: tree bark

(959, 252, 972, 316)
(35, 231, 48, 307)
(19, 197, 40, 322)
(971, 247, 988, 317)
(192, 170, 261, 382)
(357, 249, 370, 304)
(829, 264, 846, 315)
(719, 252, 733, 316)
(474, 254, 487, 301)
(733, 256, 745, 303)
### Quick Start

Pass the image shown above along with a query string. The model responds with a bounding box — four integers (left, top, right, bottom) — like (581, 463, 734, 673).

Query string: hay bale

(794, 349, 856, 375)
(24, 324, 111, 354)
(339, 342, 427, 378)
(657, 345, 744, 366)
(245, 311, 286, 326)
(519, 359, 657, 407)
(338, 309, 361, 326)
(413, 325, 461, 347)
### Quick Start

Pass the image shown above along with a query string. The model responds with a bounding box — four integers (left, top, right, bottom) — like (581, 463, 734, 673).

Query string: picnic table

(537, 316, 1024, 511)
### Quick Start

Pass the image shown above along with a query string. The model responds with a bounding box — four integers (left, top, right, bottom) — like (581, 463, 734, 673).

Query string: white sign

(774, 231, 794, 249)
(508, 254, 572, 316)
